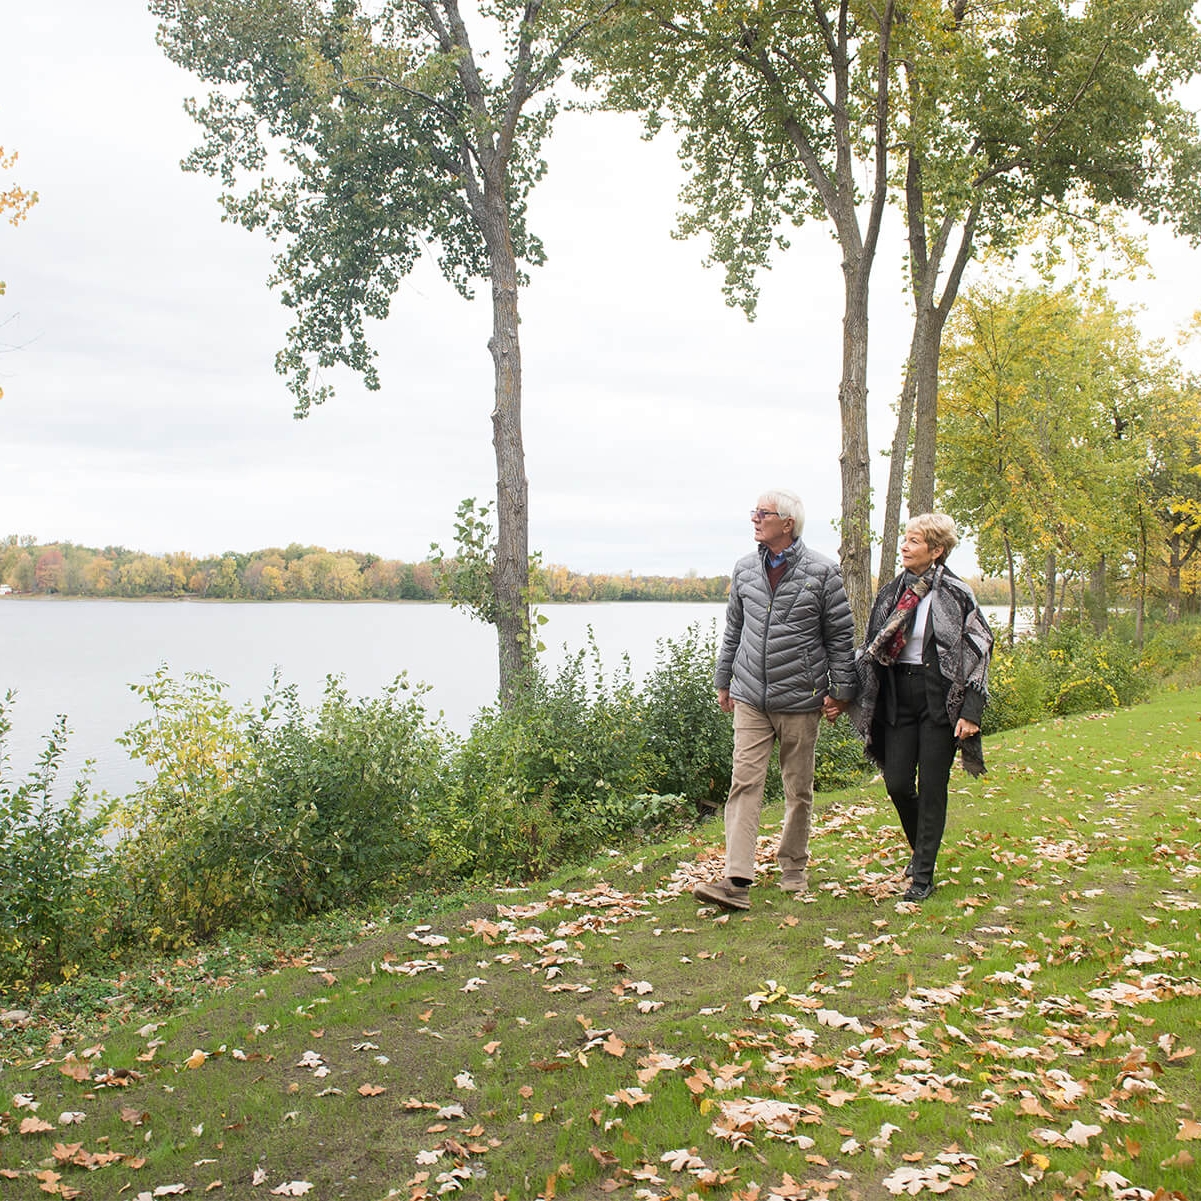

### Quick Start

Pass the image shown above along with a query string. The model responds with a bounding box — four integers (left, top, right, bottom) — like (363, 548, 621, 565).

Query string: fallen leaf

(1160, 1149, 1194, 1169)
(602, 1034, 626, 1058)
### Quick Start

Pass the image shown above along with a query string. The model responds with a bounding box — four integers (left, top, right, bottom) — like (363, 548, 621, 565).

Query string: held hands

(717, 689, 851, 724)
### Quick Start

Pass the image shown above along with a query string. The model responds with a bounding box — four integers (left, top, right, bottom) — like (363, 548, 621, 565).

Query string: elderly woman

(851, 514, 994, 902)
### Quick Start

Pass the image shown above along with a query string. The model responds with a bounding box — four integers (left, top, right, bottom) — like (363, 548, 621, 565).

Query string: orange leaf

(1160, 1149, 1194, 1169)
(603, 1035, 626, 1058)
(58, 1059, 89, 1083)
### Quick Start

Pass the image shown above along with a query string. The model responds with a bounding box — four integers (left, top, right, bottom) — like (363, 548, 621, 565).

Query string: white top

(896, 590, 934, 665)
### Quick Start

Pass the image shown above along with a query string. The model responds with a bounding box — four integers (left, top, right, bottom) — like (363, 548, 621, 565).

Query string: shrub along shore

(2, 616, 1199, 1004)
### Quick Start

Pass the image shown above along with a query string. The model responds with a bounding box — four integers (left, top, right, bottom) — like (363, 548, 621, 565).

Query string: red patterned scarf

(865, 570, 934, 665)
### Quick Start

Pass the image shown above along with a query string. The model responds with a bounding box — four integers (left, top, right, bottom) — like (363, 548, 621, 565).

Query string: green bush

(982, 642, 1052, 734)
(814, 718, 871, 791)
(982, 621, 1152, 734)
(432, 637, 669, 882)
(0, 693, 114, 991)
(233, 675, 448, 916)
(109, 669, 446, 947)
(1138, 617, 1201, 689)
(109, 669, 259, 947)
(639, 622, 733, 806)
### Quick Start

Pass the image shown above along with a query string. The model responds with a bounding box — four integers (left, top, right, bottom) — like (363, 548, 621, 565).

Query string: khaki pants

(724, 703, 821, 882)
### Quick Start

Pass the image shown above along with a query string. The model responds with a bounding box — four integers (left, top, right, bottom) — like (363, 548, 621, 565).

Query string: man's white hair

(759, 488, 805, 535)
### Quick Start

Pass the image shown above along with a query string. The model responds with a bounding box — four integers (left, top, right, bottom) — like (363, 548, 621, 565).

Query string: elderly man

(694, 489, 858, 911)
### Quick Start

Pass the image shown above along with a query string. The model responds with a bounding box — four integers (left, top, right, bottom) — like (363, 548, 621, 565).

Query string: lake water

(0, 599, 728, 798)
(1, 598, 1023, 800)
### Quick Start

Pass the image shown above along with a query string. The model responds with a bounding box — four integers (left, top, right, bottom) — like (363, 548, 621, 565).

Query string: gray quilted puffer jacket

(715, 540, 859, 713)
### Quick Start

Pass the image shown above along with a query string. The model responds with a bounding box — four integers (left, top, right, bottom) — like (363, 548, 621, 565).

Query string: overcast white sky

(4, 2, 1200, 578)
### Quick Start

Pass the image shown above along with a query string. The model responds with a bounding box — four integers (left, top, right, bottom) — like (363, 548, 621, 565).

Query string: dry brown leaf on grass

(602, 1034, 626, 1057)
(1160, 1149, 1194, 1169)
(57, 1059, 89, 1082)
(661, 1148, 708, 1172)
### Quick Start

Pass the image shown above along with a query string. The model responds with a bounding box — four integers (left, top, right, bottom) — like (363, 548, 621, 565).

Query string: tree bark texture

(482, 189, 531, 704)
(838, 265, 874, 633)
(1041, 549, 1057, 637)
(1004, 528, 1017, 646)
(879, 151, 977, 582)
(1086, 557, 1108, 634)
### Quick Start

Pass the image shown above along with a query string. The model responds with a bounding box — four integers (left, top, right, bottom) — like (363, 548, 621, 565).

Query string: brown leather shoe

(693, 878, 751, 911)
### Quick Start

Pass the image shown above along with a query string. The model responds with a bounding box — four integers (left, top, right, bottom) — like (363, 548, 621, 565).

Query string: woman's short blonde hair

(906, 513, 958, 562)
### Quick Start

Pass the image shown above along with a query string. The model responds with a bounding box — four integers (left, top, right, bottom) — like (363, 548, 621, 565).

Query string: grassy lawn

(2, 687, 1199, 1201)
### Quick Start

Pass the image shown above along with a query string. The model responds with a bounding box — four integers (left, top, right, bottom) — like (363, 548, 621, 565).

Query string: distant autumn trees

(0, 536, 729, 604)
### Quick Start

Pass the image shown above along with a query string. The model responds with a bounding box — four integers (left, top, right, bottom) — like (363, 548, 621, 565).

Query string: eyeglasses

(750, 509, 781, 520)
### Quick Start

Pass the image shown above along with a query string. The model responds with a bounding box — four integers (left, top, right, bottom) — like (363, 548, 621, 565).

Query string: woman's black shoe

(903, 882, 935, 902)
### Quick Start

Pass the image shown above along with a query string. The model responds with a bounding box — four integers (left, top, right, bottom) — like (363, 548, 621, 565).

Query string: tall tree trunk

(878, 148, 978, 582)
(1135, 504, 1148, 646)
(1086, 556, 1107, 634)
(482, 187, 531, 705)
(776, 2, 895, 633)
(1004, 528, 1017, 646)
(1026, 566, 1041, 630)
(878, 323, 919, 586)
(1041, 549, 1057, 637)
(878, 308, 948, 578)
(838, 257, 874, 633)
(1167, 531, 1182, 623)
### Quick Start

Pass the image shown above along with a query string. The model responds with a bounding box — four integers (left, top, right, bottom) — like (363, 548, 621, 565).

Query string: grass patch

(2, 688, 1200, 1201)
